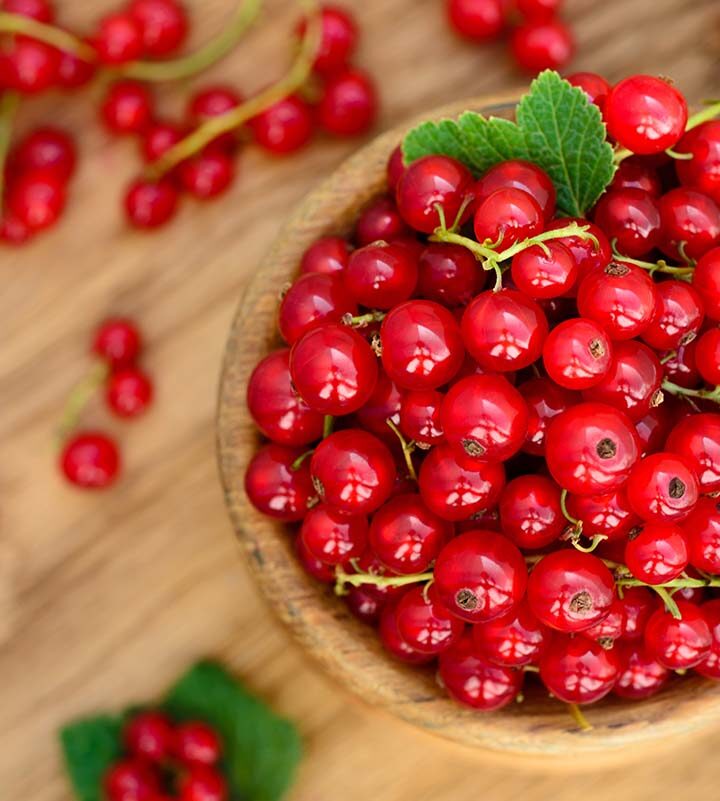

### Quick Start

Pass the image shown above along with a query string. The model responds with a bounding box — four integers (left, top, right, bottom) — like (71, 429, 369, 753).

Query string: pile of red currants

(0, 1, 377, 241)
(105, 711, 227, 801)
(446, 0, 574, 75)
(245, 73, 720, 714)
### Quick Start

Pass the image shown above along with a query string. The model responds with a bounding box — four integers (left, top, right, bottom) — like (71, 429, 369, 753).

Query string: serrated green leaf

(164, 662, 301, 801)
(402, 70, 615, 217)
(517, 70, 615, 217)
(60, 716, 124, 801)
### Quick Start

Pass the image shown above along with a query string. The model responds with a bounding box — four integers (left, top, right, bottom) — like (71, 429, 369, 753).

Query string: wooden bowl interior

(217, 93, 720, 756)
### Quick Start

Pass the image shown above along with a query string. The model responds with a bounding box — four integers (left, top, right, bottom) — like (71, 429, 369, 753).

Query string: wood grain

(2, 0, 720, 798)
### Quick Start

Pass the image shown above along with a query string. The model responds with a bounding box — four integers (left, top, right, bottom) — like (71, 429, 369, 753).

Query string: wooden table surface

(2, 1, 719, 798)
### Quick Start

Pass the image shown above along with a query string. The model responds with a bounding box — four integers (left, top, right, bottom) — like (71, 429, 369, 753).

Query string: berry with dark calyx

(301, 504, 368, 565)
(298, 4, 357, 74)
(124, 711, 174, 763)
(499, 474, 564, 550)
(565, 487, 639, 543)
(439, 631, 523, 710)
(446, 0, 506, 41)
(317, 68, 377, 137)
(644, 600, 711, 670)
(399, 389, 444, 447)
(104, 760, 159, 801)
(461, 288, 549, 372)
(695, 599, 720, 679)
(545, 402, 640, 495)
(658, 188, 720, 262)
(675, 121, 720, 204)
(124, 179, 179, 228)
(141, 121, 184, 164)
(542, 317, 613, 390)
(695, 328, 720, 385)
(618, 586, 657, 640)
(519, 377, 579, 456)
(566, 71, 611, 110)
(610, 156, 662, 197)
(7, 170, 65, 231)
(174, 721, 222, 767)
(395, 154, 474, 234)
(624, 521, 688, 584)
(354, 196, 410, 246)
(417, 242, 484, 306)
(94, 318, 142, 368)
(612, 642, 669, 700)
(395, 584, 464, 655)
(107, 368, 153, 418)
(539, 633, 619, 704)
(546, 217, 611, 282)
(666, 413, 720, 493)
(179, 766, 228, 801)
(379, 599, 434, 664)
(473, 601, 546, 667)
(310, 429, 395, 515)
(583, 597, 624, 646)
(474, 159, 556, 221)
(346, 240, 418, 309)
(510, 20, 574, 74)
(290, 323, 377, 415)
(0, 38, 59, 94)
(577, 262, 658, 341)
(684, 497, 720, 573)
(295, 533, 335, 583)
(244, 444, 316, 521)
(380, 300, 464, 390)
(511, 241, 578, 299)
(473, 187, 543, 249)
(641, 279, 704, 351)
(527, 550, 615, 633)
(280, 273, 357, 345)
(441, 374, 529, 463)
(102, 81, 154, 135)
(93, 13, 144, 65)
(593, 188, 661, 258)
(605, 75, 688, 155)
(249, 95, 314, 154)
(179, 149, 235, 200)
(300, 236, 351, 276)
(418, 443, 505, 521)
(433, 529, 527, 623)
(12, 127, 76, 181)
(61, 432, 121, 489)
(625, 451, 699, 523)
(129, 0, 189, 57)
(583, 340, 662, 421)
(369, 493, 452, 574)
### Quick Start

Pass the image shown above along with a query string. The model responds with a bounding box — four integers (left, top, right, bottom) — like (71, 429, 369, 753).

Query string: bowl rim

(216, 91, 720, 755)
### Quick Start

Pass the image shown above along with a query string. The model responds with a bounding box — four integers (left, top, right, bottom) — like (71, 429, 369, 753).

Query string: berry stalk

(144, 0, 321, 180)
(0, 12, 97, 61)
(0, 91, 20, 206)
(56, 361, 110, 444)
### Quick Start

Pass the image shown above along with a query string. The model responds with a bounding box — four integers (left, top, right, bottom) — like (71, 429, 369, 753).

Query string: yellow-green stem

(56, 361, 109, 444)
(0, 91, 20, 204)
(0, 12, 97, 60)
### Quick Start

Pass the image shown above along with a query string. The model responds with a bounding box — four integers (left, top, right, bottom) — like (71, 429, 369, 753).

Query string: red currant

(641, 279, 704, 351)
(179, 149, 235, 199)
(0, 38, 59, 93)
(666, 413, 720, 493)
(475, 160, 556, 221)
(346, 240, 418, 308)
(317, 68, 377, 137)
(187, 85, 241, 150)
(399, 389, 444, 447)
(626, 451, 699, 523)
(12, 127, 76, 181)
(499, 474, 564, 550)
(565, 487, 639, 543)
(57, 49, 95, 89)
(280, 273, 357, 345)
(102, 81, 154, 135)
(386, 145, 405, 192)
(612, 642, 669, 700)
(124, 179, 179, 228)
(694, 328, 720, 385)
(129, 0, 188, 57)
(94, 318, 142, 368)
(644, 600, 711, 669)
(539, 633, 619, 704)
(297, 4, 357, 74)
(61, 432, 121, 489)
(546, 217, 611, 282)
(510, 20, 574, 74)
(124, 711, 174, 762)
(395, 584, 464, 654)
(473, 601, 546, 667)
(566, 71, 610, 110)
(2, 0, 54, 21)
(295, 533, 335, 583)
(354, 371, 401, 437)
(379, 599, 433, 664)
(174, 721, 222, 767)
(675, 121, 720, 204)
(542, 317, 613, 390)
(610, 156, 662, 197)
(695, 599, 720, 679)
(354, 196, 410, 246)
(446, 0, 506, 41)
(249, 95, 313, 154)
(624, 522, 688, 584)
(593, 189, 661, 258)
(417, 242, 483, 306)
(7, 170, 65, 231)
(684, 497, 720, 573)
(692, 248, 720, 321)
(141, 121, 184, 164)
(244, 443, 316, 521)
(473, 187, 543, 248)
(300, 236, 351, 276)
(658, 187, 720, 262)
(518, 377, 578, 456)
(301, 504, 368, 565)
(104, 760, 159, 801)
(93, 13, 144, 65)
(107, 368, 153, 418)
(618, 586, 657, 640)
(179, 766, 227, 801)
(511, 241, 578, 299)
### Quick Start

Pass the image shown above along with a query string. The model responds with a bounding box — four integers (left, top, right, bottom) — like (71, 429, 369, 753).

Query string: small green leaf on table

(60, 715, 124, 801)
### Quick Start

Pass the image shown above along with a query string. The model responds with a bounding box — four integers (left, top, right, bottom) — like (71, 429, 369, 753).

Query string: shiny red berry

(354, 196, 410, 246)
(174, 721, 222, 767)
(179, 149, 235, 199)
(395, 584, 464, 654)
(510, 19, 574, 73)
(446, 0, 506, 40)
(102, 81, 153, 135)
(7, 170, 65, 231)
(565, 487, 639, 543)
(499, 474, 564, 550)
(317, 68, 377, 137)
(474, 160, 555, 221)
(605, 75, 688, 155)
(12, 127, 75, 181)
(310, 429, 395, 515)
(399, 389, 444, 447)
(129, 0, 188, 57)
(61, 432, 121, 489)
(473, 187, 542, 248)
(641, 279, 705, 351)
(684, 497, 720, 573)
(593, 188, 661, 258)
(297, 4, 357, 73)
(417, 242, 483, 306)
(658, 187, 720, 262)
(518, 377, 578, 456)
(3, 0, 54, 21)
(0, 38, 59, 93)
(301, 504, 368, 565)
(666, 413, 720, 493)
(618, 586, 657, 640)
(187, 84, 241, 150)
(542, 317, 613, 390)
(546, 217, 611, 282)
(695, 599, 720, 679)
(124, 179, 179, 228)
(610, 156, 662, 197)
(179, 766, 227, 801)
(94, 318, 142, 368)
(244, 443, 316, 521)
(472, 601, 546, 667)
(695, 328, 720, 385)
(644, 600, 711, 669)
(625, 451, 699, 523)
(56, 49, 96, 89)
(104, 760, 158, 801)
(379, 599, 433, 664)
(124, 711, 173, 762)
(300, 236, 351, 276)
(511, 241, 578, 299)
(279, 273, 357, 344)
(107, 368, 153, 418)
(624, 522, 688, 584)
(612, 642, 669, 700)
(692, 248, 720, 320)
(566, 71, 610, 110)
(93, 13, 144, 64)
(675, 121, 720, 204)
(295, 533, 335, 583)
(249, 95, 313, 154)
(346, 240, 418, 308)
(539, 633, 618, 704)
(141, 120, 184, 164)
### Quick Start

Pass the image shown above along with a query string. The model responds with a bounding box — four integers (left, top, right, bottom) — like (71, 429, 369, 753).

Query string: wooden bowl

(217, 93, 720, 756)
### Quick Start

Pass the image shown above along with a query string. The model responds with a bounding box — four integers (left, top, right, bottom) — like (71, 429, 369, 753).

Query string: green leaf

(402, 70, 615, 217)
(60, 716, 124, 801)
(164, 661, 302, 801)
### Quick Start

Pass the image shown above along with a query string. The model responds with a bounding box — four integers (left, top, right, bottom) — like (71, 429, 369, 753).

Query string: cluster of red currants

(0, 1, 378, 240)
(106, 711, 227, 801)
(60, 318, 152, 489)
(446, 0, 574, 75)
(245, 72, 720, 713)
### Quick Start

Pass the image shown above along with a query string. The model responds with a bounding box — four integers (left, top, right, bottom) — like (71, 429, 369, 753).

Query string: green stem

(610, 243, 694, 276)
(120, 0, 261, 82)
(568, 704, 593, 732)
(323, 415, 334, 438)
(613, 146, 632, 164)
(334, 566, 433, 595)
(385, 417, 417, 481)
(145, 0, 320, 179)
(559, 489, 582, 533)
(0, 91, 20, 205)
(686, 100, 720, 131)
(662, 379, 720, 405)
(56, 361, 109, 444)
(651, 586, 681, 619)
(291, 449, 313, 470)
(0, 12, 97, 60)
(567, 534, 608, 554)
(665, 148, 693, 160)
(342, 310, 386, 328)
